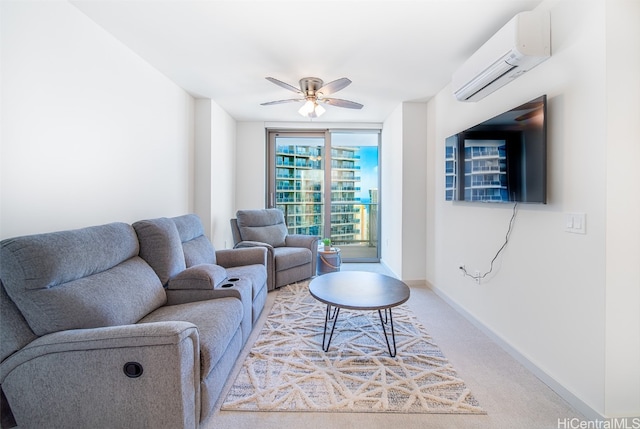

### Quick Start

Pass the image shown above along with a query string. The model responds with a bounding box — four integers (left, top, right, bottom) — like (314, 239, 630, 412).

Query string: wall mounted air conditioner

(452, 10, 551, 102)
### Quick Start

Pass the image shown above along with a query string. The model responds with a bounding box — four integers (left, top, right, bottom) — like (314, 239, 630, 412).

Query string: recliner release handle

(123, 362, 143, 378)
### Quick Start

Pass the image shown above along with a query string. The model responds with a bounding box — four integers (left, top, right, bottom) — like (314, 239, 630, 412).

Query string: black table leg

(321, 305, 397, 356)
(377, 308, 397, 357)
(322, 304, 340, 352)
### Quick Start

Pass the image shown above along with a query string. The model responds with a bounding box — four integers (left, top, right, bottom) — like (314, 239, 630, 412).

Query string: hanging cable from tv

(460, 202, 518, 282)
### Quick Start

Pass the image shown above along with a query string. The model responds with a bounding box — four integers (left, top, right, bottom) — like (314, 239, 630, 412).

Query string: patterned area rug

(221, 281, 485, 414)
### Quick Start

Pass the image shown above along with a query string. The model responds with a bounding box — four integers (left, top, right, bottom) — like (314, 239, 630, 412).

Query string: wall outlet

(474, 270, 481, 284)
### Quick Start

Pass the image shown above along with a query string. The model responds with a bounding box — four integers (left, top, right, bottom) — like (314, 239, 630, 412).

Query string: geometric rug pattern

(221, 281, 485, 414)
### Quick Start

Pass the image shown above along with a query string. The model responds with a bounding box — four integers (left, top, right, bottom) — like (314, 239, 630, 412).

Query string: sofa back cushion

(0, 281, 37, 361)
(133, 218, 186, 285)
(0, 223, 166, 336)
(236, 209, 288, 247)
(172, 214, 216, 267)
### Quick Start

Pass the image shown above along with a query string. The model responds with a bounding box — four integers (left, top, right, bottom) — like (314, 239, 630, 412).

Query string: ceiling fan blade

(260, 98, 304, 106)
(265, 77, 302, 94)
(317, 77, 351, 96)
(321, 98, 363, 109)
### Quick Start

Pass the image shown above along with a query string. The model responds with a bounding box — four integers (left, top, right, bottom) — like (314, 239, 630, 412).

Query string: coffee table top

(309, 271, 410, 311)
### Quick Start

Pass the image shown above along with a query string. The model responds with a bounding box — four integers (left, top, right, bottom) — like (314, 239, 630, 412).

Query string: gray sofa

(0, 214, 267, 428)
(230, 208, 319, 291)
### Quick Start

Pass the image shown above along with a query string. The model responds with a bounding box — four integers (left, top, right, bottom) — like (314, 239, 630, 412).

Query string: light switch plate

(565, 213, 586, 234)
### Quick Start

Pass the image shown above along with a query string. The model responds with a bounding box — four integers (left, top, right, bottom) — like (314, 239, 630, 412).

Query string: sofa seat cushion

(225, 265, 268, 300)
(138, 298, 243, 379)
(273, 247, 312, 272)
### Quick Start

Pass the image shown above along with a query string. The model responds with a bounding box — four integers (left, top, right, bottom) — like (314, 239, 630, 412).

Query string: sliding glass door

(268, 132, 326, 237)
(268, 130, 380, 262)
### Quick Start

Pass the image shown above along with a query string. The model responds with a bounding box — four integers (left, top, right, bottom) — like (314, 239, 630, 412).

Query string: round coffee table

(308, 271, 410, 357)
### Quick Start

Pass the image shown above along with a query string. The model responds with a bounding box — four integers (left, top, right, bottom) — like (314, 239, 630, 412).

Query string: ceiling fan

(261, 77, 364, 118)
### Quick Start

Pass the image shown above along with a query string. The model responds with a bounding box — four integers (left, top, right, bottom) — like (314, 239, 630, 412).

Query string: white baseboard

(424, 281, 604, 422)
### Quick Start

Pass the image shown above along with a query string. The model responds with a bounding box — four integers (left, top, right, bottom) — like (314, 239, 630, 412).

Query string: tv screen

(445, 95, 547, 203)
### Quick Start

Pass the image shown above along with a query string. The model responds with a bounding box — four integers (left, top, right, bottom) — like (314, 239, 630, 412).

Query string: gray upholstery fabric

(285, 234, 320, 250)
(183, 236, 216, 266)
(236, 209, 288, 247)
(273, 247, 312, 271)
(252, 286, 268, 324)
(276, 264, 314, 288)
(172, 214, 206, 242)
(200, 327, 243, 419)
(0, 283, 36, 362)
(0, 222, 138, 290)
(0, 217, 257, 428)
(164, 279, 253, 344)
(1, 224, 166, 336)
(172, 214, 216, 266)
(225, 265, 268, 300)
(9, 258, 165, 336)
(133, 217, 186, 285)
(215, 247, 267, 269)
(225, 266, 267, 324)
(172, 214, 267, 326)
(233, 240, 273, 251)
(168, 264, 228, 290)
(231, 210, 319, 290)
(139, 298, 243, 380)
(1, 322, 200, 428)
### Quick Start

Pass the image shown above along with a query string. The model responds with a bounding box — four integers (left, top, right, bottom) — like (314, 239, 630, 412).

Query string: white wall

(381, 102, 428, 281)
(380, 106, 404, 276)
(195, 99, 237, 250)
(195, 100, 213, 235)
(401, 103, 428, 282)
(604, 0, 640, 417)
(427, 0, 639, 418)
(1, 1, 194, 238)
(235, 122, 267, 211)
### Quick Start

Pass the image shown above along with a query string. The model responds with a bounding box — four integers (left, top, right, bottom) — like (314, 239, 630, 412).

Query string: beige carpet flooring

(204, 263, 585, 429)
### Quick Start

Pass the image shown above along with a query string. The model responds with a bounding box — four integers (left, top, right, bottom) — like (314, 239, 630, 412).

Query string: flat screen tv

(445, 95, 547, 203)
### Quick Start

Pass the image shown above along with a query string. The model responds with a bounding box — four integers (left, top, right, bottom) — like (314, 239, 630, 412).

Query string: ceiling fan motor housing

(300, 77, 324, 97)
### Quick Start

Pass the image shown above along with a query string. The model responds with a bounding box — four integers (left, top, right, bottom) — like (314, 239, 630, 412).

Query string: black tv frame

(445, 95, 547, 204)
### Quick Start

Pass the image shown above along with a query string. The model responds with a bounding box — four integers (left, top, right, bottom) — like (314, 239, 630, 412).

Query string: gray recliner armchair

(230, 209, 319, 291)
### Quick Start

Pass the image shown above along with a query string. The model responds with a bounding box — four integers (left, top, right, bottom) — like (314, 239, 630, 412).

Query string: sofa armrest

(286, 234, 320, 250)
(216, 247, 267, 268)
(1, 322, 201, 428)
(165, 280, 251, 306)
(1, 321, 198, 379)
(168, 264, 228, 290)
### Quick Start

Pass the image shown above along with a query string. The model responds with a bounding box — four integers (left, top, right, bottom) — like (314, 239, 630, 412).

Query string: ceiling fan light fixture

(298, 99, 325, 118)
(298, 100, 315, 116)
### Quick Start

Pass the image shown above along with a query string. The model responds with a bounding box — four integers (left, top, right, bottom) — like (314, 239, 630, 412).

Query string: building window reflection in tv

(445, 95, 547, 204)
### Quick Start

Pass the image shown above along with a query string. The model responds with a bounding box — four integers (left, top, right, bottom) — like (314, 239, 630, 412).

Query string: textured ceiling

(71, 0, 542, 123)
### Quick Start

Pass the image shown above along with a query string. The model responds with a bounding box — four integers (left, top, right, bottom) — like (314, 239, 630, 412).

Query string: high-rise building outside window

(267, 130, 380, 262)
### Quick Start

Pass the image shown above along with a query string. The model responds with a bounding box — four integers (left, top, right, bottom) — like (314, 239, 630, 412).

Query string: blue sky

(358, 146, 378, 203)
